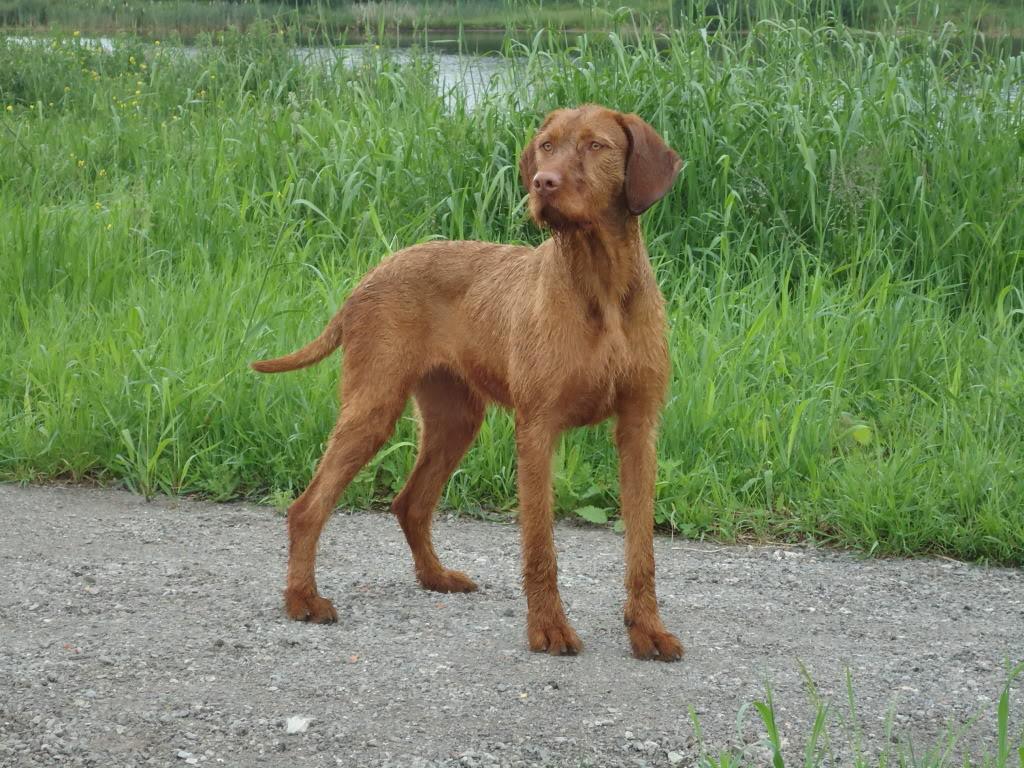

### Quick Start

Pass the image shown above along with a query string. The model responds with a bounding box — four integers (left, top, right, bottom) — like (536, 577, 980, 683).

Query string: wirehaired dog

(252, 104, 684, 660)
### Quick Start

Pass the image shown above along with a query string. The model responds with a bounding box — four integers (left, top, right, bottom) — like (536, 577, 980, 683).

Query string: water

(4, 33, 512, 109)
(292, 45, 511, 109)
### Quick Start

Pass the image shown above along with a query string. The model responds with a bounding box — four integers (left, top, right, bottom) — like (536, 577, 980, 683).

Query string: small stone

(285, 716, 311, 734)
(667, 751, 685, 765)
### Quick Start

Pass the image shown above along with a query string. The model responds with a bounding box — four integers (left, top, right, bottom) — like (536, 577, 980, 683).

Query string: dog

(252, 104, 684, 660)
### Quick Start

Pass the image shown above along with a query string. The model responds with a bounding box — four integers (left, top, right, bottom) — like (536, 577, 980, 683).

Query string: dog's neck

(552, 215, 642, 305)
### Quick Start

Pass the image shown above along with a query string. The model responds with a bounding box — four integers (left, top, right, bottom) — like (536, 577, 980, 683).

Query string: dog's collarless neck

(552, 217, 643, 303)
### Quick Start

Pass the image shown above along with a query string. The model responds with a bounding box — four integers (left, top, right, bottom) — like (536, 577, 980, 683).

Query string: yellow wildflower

(73, 30, 81, 37)
(94, 202, 102, 210)
(106, 223, 113, 231)
(98, 169, 106, 177)
(4, 105, 12, 112)
(129, 56, 136, 65)
(64, 86, 71, 93)
(77, 159, 85, 168)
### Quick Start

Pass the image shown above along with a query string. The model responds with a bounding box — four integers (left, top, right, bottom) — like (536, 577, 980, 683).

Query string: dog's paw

(419, 569, 478, 594)
(628, 625, 684, 662)
(284, 589, 338, 624)
(528, 618, 583, 656)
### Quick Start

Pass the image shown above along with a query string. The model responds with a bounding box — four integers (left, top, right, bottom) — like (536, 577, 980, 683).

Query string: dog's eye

(590, 141, 603, 151)
(541, 141, 553, 152)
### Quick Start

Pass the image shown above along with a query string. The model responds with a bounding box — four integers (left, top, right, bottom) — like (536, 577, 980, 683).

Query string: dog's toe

(419, 569, 478, 594)
(628, 626, 683, 662)
(528, 621, 583, 656)
(284, 590, 338, 624)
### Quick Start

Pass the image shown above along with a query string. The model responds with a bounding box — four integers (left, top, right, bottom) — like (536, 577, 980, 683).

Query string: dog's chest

(555, 304, 632, 426)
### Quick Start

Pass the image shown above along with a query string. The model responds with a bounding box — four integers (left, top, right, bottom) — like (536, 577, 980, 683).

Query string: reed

(2, 0, 1022, 39)
(1, 10, 1022, 562)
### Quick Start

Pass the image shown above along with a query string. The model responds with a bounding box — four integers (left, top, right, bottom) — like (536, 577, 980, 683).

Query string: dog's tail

(250, 310, 345, 374)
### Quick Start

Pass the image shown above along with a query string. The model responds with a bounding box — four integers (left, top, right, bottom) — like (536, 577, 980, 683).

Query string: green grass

(1, 9, 1023, 563)
(2, 0, 1024, 40)
(694, 663, 1024, 767)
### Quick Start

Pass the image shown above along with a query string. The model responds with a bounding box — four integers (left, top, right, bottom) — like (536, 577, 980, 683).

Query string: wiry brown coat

(252, 105, 684, 660)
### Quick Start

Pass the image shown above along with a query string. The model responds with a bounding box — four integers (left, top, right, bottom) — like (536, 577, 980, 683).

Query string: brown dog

(252, 104, 684, 660)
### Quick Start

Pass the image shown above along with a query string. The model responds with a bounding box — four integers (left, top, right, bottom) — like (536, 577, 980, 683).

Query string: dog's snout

(532, 171, 562, 194)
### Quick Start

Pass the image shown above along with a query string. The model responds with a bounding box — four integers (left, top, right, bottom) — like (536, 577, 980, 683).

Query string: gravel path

(1, 484, 1021, 767)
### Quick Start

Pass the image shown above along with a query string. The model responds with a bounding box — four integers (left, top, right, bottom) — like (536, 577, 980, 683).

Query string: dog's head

(519, 105, 683, 230)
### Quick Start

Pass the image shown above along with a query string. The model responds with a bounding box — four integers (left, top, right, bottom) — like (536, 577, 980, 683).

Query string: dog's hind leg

(392, 368, 484, 593)
(284, 364, 410, 623)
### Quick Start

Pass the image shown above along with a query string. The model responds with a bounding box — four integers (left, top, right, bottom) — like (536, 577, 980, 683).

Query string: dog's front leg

(515, 418, 582, 655)
(615, 407, 684, 661)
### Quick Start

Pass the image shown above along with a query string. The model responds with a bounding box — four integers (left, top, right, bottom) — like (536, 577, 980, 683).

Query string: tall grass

(1, 11, 1022, 562)
(3, 0, 1023, 39)
(0, 0, 701, 39)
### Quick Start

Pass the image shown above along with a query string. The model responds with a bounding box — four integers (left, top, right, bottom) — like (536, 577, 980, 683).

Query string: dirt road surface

(1, 484, 1021, 767)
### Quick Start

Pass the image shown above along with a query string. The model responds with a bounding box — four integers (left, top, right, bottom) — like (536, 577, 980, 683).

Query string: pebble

(1, 485, 1021, 768)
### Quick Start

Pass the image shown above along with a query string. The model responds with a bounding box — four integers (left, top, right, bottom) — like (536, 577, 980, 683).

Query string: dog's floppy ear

(617, 113, 683, 215)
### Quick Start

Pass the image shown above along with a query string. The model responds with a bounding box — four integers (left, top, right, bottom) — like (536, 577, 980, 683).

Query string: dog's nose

(532, 171, 561, 194)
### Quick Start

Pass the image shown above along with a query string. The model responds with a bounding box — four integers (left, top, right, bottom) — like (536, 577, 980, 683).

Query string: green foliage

(1, 14, 1022, 563)
(692, 665, 1024, 767)
(2, 0, 1023, 40)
